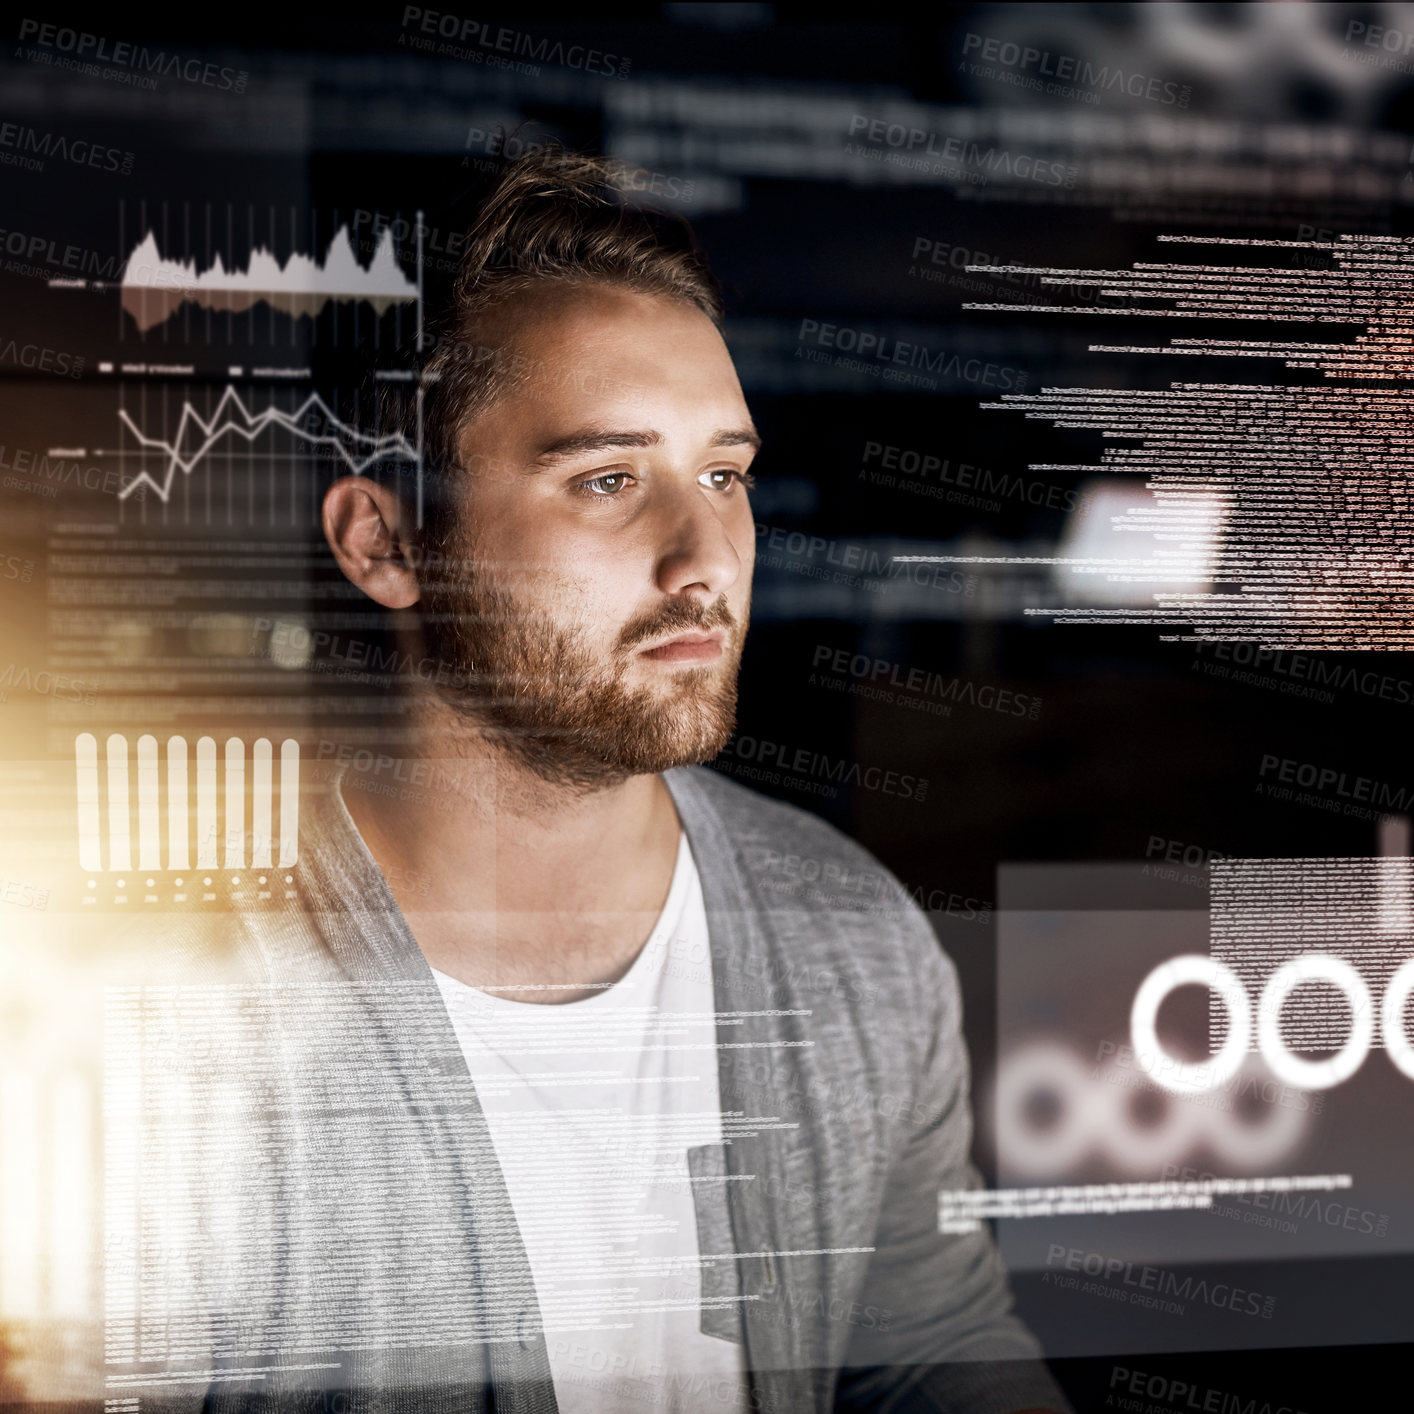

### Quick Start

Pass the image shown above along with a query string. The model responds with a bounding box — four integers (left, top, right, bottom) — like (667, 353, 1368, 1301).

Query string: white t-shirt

(432, 833, 750, 1414)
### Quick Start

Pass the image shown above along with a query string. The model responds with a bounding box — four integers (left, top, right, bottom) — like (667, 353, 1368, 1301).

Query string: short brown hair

(416, 143, 724, 527)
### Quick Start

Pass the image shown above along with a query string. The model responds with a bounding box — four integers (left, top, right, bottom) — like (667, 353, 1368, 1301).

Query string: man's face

(419, 283, 758, 789)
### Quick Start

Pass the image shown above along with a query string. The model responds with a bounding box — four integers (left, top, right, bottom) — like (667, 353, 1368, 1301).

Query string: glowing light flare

(0, 1072, 40, 1317)
(48, 1074, 93, 1318)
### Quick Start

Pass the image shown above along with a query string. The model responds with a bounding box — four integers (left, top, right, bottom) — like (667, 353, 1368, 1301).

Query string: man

(121, 146, 1068, 1414)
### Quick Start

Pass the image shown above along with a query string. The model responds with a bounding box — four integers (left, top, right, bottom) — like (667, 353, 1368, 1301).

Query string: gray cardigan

(119, 764, 1069, 1414)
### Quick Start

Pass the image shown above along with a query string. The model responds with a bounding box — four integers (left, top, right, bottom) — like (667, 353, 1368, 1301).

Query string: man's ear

(322, 476, 421, 610)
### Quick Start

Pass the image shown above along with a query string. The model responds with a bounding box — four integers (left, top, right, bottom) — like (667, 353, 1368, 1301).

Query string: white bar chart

(73, 733, 299, 872)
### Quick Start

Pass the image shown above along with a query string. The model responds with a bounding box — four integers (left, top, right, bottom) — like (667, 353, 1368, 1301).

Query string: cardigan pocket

(688, 1141, 745, 1343)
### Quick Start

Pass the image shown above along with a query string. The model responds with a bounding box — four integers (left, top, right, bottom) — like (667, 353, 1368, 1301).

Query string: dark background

(5, 3, 1414, 1408)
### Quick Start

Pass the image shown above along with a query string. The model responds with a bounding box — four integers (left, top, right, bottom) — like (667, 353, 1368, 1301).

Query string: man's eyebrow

(710, 427, 763, 453)
(530, 429, 664, 465)
(528, 426, 761, 466)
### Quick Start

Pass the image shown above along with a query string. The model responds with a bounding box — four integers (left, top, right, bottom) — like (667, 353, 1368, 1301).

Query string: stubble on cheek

(417, 549, 743, 789)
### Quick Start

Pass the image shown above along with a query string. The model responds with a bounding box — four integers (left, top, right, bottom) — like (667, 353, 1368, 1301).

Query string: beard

(418, 553, 746, 792)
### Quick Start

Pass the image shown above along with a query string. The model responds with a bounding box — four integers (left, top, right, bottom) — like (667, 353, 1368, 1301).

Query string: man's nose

(651, 485, 744, 601)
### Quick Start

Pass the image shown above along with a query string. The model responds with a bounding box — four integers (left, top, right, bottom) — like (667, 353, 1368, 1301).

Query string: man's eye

(578, 472, 633, 496)
(700, 469, 756, 491)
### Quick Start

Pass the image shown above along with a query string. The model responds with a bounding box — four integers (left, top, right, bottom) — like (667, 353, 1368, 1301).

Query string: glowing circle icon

(1254, 953, 1372, 1091)
(1130, 955, 1251, 1095)
(993, 1043, 1098, 1175)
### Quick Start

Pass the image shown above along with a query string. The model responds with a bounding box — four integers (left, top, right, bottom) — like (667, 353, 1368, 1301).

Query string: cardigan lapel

(291, 772, 558, 1414)
(664, 768, 820, 1413)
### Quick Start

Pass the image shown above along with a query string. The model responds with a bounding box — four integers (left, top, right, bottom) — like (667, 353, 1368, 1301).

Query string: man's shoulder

(668, 765, 952, 989)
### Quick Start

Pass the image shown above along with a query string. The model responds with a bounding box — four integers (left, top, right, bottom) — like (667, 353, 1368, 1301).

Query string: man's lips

(636, 630, 726, 663)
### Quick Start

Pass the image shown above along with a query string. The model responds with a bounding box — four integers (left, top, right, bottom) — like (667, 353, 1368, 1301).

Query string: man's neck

(338, 697, 684, 1003)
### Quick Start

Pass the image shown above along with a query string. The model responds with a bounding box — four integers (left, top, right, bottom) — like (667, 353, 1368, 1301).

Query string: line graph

(112, 385, 418, 504)
(70, 203, 435, 526)
(122, 225, 417, 333)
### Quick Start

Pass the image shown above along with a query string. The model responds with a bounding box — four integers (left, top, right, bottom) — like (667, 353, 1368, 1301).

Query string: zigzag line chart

(108, 384, 419, 523)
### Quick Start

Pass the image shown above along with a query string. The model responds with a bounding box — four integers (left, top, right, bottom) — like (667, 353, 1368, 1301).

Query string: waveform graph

(122, 226, 417, 333)
(112, 200, 427, 352)
(101, 381, 421, 528)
